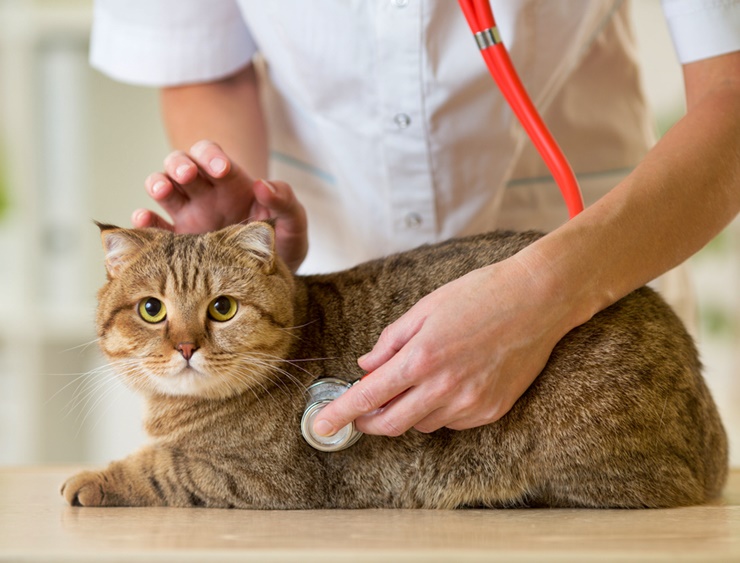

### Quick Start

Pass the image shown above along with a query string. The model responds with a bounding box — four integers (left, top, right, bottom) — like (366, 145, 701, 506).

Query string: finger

(444, 396, 513, 430)
(311, 365, 413, 438)
(444, 419, 477, 431)
(163, 150, 199, 184)
(358, 312, 426, 374)
(253, 179, 307, 235)
(144, 173, 189, 219)
(252, 179, 309, 271)
(131, 208, 174, 231)
(412, 406, 454, 434)
(432, 389, 513, 431)
(163, 150, 218, 202)
(145, 172, 187, 204)
(188, 139, 234, 180)
(354, 386, 441, 436)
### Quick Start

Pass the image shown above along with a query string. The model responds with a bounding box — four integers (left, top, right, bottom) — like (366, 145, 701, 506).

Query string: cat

(61, 221, 728, 509)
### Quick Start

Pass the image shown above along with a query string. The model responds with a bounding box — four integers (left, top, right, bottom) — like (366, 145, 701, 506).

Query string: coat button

(394, 113, 412, 129)
(404, 212, 423, 228)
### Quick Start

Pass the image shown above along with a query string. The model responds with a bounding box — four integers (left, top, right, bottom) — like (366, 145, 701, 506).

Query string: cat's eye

(138, 297, 167, 323)
(208, 295, 238, 322)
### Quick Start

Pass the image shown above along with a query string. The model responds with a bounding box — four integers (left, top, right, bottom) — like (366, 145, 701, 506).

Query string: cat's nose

(177, 342, 198, 361)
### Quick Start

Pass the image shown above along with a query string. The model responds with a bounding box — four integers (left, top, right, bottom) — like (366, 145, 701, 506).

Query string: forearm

(160, 63, 269, 178)
(518, 54, 740, 333)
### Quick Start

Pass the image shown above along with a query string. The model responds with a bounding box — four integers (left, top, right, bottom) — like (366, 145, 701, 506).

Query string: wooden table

(1, 467, 738, 562)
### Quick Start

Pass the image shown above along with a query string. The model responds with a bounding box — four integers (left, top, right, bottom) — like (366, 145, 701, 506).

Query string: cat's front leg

(61, 450, 169, 507)
(61, 446, 235, 508)
(62, 468, 160, 508)
(61, 468, 138, 507)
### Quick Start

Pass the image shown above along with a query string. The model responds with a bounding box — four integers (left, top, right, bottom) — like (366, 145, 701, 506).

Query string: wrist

(511, 233, 606, 339)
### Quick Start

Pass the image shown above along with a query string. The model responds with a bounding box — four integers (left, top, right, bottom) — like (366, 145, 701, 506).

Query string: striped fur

(61, 223, 728, 509)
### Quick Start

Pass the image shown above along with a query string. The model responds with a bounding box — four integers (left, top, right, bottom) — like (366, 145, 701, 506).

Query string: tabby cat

(61, 222, 728, 509)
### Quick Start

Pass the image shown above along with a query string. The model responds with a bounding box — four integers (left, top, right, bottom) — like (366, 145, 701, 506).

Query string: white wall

(0, 0, 166, 463)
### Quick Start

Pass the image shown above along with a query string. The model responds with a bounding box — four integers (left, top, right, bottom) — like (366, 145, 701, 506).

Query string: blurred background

(0, 0, 738, 467)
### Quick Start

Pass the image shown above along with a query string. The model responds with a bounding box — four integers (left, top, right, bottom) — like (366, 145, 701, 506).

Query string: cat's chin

(150, 366, 233, 400)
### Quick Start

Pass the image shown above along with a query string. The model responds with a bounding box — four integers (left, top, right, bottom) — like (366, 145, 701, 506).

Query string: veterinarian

(90, 1, 740, 438)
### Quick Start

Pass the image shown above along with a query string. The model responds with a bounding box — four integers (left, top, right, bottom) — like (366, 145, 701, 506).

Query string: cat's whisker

(61, 337, 101, 354)
(240, 358, 309, 395)
(213, 362, 275, 402)
(230, 350, 333, 381)
(66, 371, 121, 429)
(62, 359, 144, 422)
(55, 361, 126, 413)
(240, 350, 337, 364)
(248, 366, 295, 399)
(273, 318, 321, 343)
(231, 352, 310, 385)
(72, 375, 118, 423)
(68, 362, 128, 405)
(219, 353, 306, 399)
(73, 374, 134, 439)
(46, 370, 102, 406)
(62, 379, 102, 421)
(62, 371, 116, 414)
(280, 318, 321, 332)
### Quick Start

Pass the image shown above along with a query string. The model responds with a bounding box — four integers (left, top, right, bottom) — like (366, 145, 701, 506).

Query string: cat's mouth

(175, 365, 205, 377)
(143, 356, 258, 400)
(171, 365, 209, 381)
(151, 365, 216, 397)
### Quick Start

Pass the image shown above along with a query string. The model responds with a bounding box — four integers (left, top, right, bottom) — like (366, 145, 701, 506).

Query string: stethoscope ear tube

(458, 0, 585, 219)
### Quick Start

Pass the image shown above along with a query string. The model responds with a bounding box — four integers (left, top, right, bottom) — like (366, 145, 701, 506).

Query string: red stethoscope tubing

(458, 0, 585, 219)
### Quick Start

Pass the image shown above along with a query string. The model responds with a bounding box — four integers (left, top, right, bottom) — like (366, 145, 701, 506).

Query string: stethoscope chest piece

(301, 377, 363, 452)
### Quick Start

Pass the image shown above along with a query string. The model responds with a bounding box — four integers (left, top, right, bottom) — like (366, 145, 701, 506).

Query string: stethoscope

(301, 0, 585, 452)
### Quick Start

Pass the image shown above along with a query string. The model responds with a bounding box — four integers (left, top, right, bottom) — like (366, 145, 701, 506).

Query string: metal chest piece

(301, 377, 363, 452)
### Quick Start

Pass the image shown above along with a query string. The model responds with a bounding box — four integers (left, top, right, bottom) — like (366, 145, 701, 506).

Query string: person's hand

(132, 139, 308, 272)
(312, 251, 578, 436)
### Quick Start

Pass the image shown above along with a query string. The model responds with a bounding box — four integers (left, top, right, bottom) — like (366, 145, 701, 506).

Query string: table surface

(0, 466, 738, 562)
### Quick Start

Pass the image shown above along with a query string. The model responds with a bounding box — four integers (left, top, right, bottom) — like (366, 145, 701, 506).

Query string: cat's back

(292, 231, 542, 370)
(351, 229, 539, 283)
(300, 230, 542, 320)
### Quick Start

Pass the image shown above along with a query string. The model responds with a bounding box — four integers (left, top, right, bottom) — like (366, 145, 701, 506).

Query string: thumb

(253, 178, 308, 272)
(253, 180, 305, 225)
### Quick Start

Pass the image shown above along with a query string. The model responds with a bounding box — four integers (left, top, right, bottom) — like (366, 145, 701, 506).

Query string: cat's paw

(61, 470, 108, 507)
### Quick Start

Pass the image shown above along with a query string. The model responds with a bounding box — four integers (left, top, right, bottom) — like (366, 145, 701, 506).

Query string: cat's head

(95, 221, 296, 400)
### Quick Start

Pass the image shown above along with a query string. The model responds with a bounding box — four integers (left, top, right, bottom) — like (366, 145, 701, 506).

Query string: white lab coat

(89, 0, 740, 329)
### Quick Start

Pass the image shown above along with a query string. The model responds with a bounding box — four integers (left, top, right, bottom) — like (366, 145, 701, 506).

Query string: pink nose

(177, 342, 198, 361)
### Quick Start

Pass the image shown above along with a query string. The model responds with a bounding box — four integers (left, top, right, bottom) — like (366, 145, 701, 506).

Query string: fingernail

(151, 180, 166, 195)
(259, 178, 277, 194)
(190, 140, 209, 157)
(209, 157, 226, 175)
(132, 209, 147, 224)
(313, 419, 334, 437)
(175, 164, 190, 179)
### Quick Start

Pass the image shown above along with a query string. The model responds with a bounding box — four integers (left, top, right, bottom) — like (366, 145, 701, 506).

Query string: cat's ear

(95, 222, 155, 278)
(222, 221, 277, 272)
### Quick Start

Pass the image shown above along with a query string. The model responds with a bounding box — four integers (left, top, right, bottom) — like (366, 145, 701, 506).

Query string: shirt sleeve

(661, 0, 740, 64)
(89, 0, 258, 87)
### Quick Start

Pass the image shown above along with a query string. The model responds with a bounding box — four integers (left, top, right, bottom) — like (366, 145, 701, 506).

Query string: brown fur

(61, 222, 728, 509)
